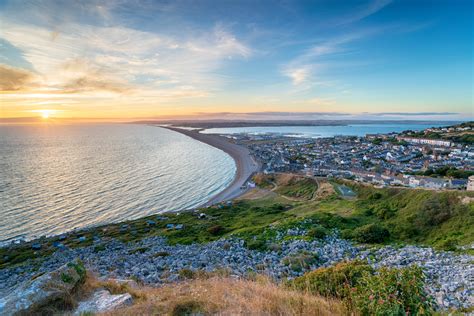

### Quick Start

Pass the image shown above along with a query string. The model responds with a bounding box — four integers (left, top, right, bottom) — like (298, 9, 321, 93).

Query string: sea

(0, 122, 452, 245)
(201, 123, 452, 138)
(0, 124, 235, 245)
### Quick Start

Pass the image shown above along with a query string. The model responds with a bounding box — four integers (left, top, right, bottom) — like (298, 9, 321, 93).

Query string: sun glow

(31, 109, 57, 119)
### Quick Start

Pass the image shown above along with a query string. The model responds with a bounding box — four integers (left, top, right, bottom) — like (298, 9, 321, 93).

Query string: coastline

(161, 126, 260, 206)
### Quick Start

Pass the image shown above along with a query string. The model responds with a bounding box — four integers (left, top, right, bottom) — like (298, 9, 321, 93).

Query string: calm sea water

(0, 124, 235, 244)
(202, 123, 452, 138)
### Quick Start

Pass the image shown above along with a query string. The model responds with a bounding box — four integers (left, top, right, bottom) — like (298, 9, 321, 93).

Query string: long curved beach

(162, 126, 260, 206)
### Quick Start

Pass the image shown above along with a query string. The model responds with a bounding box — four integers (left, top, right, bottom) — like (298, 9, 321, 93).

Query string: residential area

(232, 125, 474, 190)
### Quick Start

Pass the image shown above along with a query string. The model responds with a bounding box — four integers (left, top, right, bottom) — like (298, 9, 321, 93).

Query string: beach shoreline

(161, 126, 260, 206)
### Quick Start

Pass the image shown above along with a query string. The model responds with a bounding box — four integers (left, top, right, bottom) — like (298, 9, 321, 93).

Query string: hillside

(1, 174, 473, 313)
(400, 121, 474, 144)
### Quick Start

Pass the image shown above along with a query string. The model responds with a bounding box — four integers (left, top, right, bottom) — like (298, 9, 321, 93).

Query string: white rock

(74, 289, 133, 315)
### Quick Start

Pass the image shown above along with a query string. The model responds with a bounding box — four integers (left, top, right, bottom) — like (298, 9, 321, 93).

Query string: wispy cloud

(0, 64, 38, 91)
(372, 112, 459, 116)
(329, 0, 392, 26)
(0, 3, 252, 102)
(282, 29, 379, 87)
(306, 97, 337, 106)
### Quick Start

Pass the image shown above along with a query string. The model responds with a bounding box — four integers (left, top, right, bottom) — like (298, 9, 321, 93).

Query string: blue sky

(0, 0, 472, 120)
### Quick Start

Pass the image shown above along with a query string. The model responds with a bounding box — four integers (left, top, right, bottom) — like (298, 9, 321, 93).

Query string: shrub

(439, 238, 458, 251)
(291, 261, 433, 315)
(178, 268, 196, 280)
(307, 225, 328, 239)
(170, 299, 205, 316)
(282, 251, 319, 272)
(128, 246, 149, 254)
(289, 260, 373, 298)
(93, 244, 106, 253)
(246, 239, 267, 251)
(418, 195, 453, 227)
(351, 265, 433, 315)
(374, 202, 397, 219)
(353, 223, 389, 243)
(207, 225, 225, 236)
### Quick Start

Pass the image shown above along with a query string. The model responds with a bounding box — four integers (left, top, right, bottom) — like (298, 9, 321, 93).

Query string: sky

(0, 0, 472, 122)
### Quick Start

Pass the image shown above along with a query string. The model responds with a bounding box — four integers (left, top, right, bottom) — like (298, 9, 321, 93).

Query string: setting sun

(41, 111, 49, 119)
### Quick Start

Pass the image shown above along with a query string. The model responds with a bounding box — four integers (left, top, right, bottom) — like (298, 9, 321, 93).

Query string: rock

(0, 260, 86, 316)
(74, 289, 133, 315)
(31, 243, 41, 250)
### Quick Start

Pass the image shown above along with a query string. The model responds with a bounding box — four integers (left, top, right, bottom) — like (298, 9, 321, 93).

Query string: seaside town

(1, 122, 474, 315)
(233, 123, 474, 191)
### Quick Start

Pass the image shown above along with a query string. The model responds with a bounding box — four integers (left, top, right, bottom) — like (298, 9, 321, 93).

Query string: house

(467, 176, 474, 191)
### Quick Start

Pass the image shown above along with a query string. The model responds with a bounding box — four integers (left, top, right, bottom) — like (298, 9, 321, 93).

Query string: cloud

(283, 67, 312, 85)
(306, 97, 336, 106)
(372, 112, 459, 116)
(0, 64, 37, 91)
(330, 0, 392, 26)
(282, 29, 379, 86)
(0, 9, 252, 101)
(192, 111, 352, 119)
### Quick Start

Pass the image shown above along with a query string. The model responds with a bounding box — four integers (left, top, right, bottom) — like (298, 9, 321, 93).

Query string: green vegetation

(401, 121, 474, 144)
(289, 260, 373, 298)
(1, 177, 473, 269)
(307, 225, 328, 239)
(275, 177, 317, 199)
(353, 223, 390, 243)
(61, 272, 74, 284)
(282, 251, 320, 272)
(67, 260, 86, 283)
(289, 261, 433, 315)
(412, 166, 474, 179)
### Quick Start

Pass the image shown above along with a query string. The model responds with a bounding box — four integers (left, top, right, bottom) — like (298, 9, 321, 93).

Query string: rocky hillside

(0, 177, 473, 314)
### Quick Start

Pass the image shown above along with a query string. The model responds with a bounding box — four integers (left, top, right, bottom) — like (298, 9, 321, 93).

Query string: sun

(38, 110, 53, 119)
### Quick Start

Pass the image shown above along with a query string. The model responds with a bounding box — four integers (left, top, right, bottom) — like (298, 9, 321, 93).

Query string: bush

(353, 223, 389, 243)
(281, 251, 319, 272)
(171, 299, 205, 316)
(289, 260, 373, 298)
(307, 225, 328, 239)
(439, 238, 458, 251)
(207, 225, 225, 236)
(178, 268, 196, 280)
(246, 239, 267, 251)
(291, 261, 434, 315)
(418, 195, 453, 227)
(351, 265, 433, 315)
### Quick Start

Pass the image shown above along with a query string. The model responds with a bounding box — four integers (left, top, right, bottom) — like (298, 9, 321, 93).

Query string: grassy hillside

(100, 275, 344, 316)
(1, 176, 473, 269)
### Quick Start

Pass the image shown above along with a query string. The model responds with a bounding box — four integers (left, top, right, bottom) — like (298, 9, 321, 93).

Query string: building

(467, 176, 474, 191)
(398, 137, 452, 147)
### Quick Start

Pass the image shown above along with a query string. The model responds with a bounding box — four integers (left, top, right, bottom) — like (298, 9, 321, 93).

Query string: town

(233, 123, 474, 190)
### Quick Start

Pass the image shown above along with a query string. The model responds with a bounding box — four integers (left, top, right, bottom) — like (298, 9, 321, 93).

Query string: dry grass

(314, 180, 336, 200)
(100, 276, 345, 316)
(237, 188, 276, 200)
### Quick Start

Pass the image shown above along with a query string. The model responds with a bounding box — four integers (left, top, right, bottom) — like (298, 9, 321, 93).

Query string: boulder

(0, 260, 86, 316)
(74, 290, 133, 315)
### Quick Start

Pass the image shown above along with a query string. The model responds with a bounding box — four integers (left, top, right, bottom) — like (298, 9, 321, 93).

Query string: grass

(1, 176, 473, 269)
(275, 177, 318, 200)
(99, 275, 345, 316)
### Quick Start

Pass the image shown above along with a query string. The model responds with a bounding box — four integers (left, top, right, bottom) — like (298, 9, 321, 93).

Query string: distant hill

(400, 121, 474, 144)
